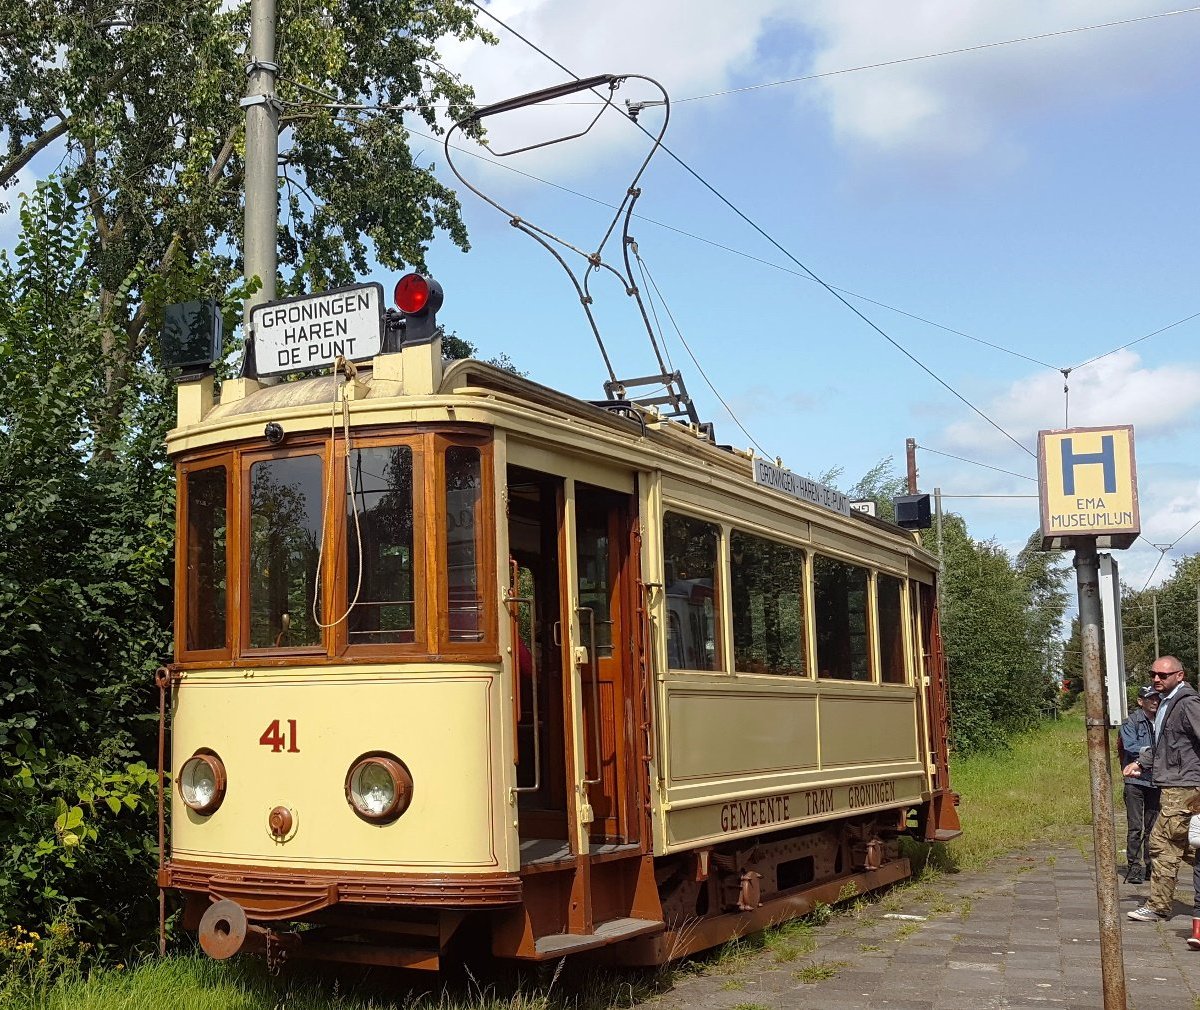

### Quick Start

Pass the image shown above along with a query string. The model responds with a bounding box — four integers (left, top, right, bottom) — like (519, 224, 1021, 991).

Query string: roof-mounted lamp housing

(160, 299, 223, 377)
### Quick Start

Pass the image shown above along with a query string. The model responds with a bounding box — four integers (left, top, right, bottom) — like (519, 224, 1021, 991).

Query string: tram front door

(506, 467, 642, 862)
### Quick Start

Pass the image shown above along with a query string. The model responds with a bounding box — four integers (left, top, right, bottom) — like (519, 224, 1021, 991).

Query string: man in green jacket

(1125, 656, 1200, 951)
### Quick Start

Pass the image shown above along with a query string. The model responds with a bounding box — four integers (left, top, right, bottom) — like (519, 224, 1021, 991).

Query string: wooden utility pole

(1038, 425, 1141, 1010)
(905, 438, 918, 494)
(1153, 593, 1160, 657)
(1074, 542, 1126, 1009)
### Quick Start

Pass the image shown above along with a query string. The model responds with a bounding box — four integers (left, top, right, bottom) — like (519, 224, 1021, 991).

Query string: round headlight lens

(345, 754, 412, 823)
(179, 751, 226, 815)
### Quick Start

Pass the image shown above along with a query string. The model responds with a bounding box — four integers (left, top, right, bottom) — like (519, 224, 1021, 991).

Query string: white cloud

(800, 0, 1200, 163)
(943, 349, 1200, 453)
(440, 1, 1200, 186)
(439, 0, 799, 181)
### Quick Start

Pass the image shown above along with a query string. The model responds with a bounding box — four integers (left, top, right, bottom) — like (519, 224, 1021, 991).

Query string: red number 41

(259, 719, 299, 753)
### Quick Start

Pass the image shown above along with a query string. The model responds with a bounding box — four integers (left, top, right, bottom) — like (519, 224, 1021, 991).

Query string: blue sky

(3, 1, 1197, 598)
(403, 0, 1200, 594)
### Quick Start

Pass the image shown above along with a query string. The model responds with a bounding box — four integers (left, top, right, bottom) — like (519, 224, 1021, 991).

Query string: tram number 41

(259, 719, 299, 753)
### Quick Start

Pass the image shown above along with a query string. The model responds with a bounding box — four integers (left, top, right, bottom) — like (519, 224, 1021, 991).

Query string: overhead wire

(916, 444, 1038, 482)
(634, 250, 774, 459)
(673, 6, 1200, 104)
(465, 0, 1036, 461)
(287, 82, 1193, 383)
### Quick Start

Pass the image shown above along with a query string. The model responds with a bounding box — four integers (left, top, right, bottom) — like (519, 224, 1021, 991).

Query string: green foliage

(0, 179, 171, 952)
(939, 516, 1068, 752)
(0, 0, 495, 963)
(1119, 555, 1200, 683)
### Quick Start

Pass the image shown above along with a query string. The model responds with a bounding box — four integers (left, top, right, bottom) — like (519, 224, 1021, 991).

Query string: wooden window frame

(875, 571, 908, 686)
(431, 432, 498, 659)
(239, 440, 334, 660)
(661, 510, 725, 674)
(331, 433, 428, 659)
(812, 551, 875, 684)
(176, 453, 235, 664)
(728, 527, 811, 680)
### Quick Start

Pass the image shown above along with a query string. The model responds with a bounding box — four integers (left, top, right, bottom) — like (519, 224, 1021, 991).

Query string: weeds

(793, 961, 849, 984)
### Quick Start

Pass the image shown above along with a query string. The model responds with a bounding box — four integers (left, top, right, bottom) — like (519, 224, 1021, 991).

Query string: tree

(0, 179, 168, 948)
(937, 516, 1070, 752)
(1, 0, 491, 429)
(0, 1, 497, 953)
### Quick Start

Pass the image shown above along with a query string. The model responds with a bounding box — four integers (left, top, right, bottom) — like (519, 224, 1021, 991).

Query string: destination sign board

(752, 459, 850, 517)
(251, 283, 384, 377)
(1038, 425, 1139, 550)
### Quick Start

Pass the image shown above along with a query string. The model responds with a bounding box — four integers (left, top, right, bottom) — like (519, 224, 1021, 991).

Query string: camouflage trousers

(1148, 786, 1200, 917)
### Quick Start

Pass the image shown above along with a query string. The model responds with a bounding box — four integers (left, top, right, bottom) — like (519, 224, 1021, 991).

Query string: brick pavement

(646, 845, 1200, 1010)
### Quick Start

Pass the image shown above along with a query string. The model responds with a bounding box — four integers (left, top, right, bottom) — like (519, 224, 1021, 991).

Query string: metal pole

(244, 0, 279, 329)
(934, 487, 944, 612)
(1153, 593, 1160, 657)
(1074, 540, 1127, 1010)
(905, 437, 918, 494)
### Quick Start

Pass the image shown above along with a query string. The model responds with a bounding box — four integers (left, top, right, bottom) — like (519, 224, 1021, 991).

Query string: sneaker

(1127, 868, 1144, 884)
(1128, 906, 1168, 922)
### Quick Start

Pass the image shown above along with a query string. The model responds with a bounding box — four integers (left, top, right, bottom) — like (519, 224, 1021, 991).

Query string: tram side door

(571, 484, 640, 847)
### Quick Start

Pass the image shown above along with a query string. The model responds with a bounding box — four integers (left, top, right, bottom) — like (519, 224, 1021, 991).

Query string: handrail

(507, 572, 541, 795)
(577, 606, 604, 787)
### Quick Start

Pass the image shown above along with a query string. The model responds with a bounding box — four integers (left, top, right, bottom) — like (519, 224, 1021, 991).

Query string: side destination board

(252, 282, 384, 377)
(753, 459, 851, 517)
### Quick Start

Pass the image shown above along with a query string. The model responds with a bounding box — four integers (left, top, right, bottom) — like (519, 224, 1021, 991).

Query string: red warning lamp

(395, 273, 430, 314)
(393, 273, 444, 345)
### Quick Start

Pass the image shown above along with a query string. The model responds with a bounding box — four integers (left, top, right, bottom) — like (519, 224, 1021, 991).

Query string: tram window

(345, 445, 416, 645)
(730, 530, 806, 676)
(813, 554, 870, 681)
(185, 465, 227, 652)
(662, 512, 722, 671)
(247, 455, 324, 649)
(877, 573, 906, 684)
(446, 445, 484, 642)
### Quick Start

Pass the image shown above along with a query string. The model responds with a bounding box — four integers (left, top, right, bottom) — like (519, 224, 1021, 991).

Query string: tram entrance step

(534, 917, 663, 956)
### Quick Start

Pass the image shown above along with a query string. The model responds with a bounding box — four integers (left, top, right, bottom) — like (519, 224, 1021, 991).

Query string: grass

(936, 709, 1092, 873)
(5, 712, 1096, 1010)
(792, 961, 848, 984)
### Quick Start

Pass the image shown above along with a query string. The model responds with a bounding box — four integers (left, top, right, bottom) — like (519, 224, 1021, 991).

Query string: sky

(406, 0, 1200, 599)
(3, 0, 1198, 604)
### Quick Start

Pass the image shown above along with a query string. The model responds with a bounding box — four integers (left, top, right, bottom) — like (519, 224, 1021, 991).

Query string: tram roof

(169, 343, 935, 562)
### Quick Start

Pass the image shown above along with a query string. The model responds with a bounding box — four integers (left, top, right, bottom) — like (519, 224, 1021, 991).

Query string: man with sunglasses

(1125, 657, 1200, 950)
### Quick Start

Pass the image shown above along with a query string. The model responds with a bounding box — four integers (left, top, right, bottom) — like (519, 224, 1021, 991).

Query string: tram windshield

(176, 430, 494, 663)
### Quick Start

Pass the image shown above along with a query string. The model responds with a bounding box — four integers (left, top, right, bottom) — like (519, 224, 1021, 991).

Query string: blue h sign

(1060, 435, 1117, 495)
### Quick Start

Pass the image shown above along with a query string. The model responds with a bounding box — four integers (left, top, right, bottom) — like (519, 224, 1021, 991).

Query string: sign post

(1039, 425, 1139, 1010)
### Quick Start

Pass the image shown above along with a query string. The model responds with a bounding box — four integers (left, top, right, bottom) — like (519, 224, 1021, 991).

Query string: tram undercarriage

(171, 806, 942, 971)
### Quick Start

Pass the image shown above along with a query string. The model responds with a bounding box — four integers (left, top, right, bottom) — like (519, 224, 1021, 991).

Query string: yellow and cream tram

(158, 296, 960, 969)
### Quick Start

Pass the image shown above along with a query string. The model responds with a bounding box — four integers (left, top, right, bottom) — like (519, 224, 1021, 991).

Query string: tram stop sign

(1038, 425, 1139, 550)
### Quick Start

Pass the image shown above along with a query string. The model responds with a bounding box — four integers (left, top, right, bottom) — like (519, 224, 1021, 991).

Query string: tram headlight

(178, 751, 226, 815)
(345, 753, 413, 824)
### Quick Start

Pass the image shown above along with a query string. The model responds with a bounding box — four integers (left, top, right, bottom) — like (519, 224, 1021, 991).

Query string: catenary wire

(318, 97, 1178, 381)
(404, 121, 1066, 371)
(281, 42, 1200, 380)
(915, 445, 1038, 482)
(1070, 309, 1200, 372)
(466, 0, 1037, 461)
(635, 252, 775, 459)
(674, 7, 1200, 104)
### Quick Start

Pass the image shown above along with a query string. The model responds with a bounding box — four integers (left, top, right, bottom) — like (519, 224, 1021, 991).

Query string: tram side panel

(645, 477, 934, 857)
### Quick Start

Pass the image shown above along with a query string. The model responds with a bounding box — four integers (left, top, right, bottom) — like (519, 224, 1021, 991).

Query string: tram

(157, 289, 961, 970)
